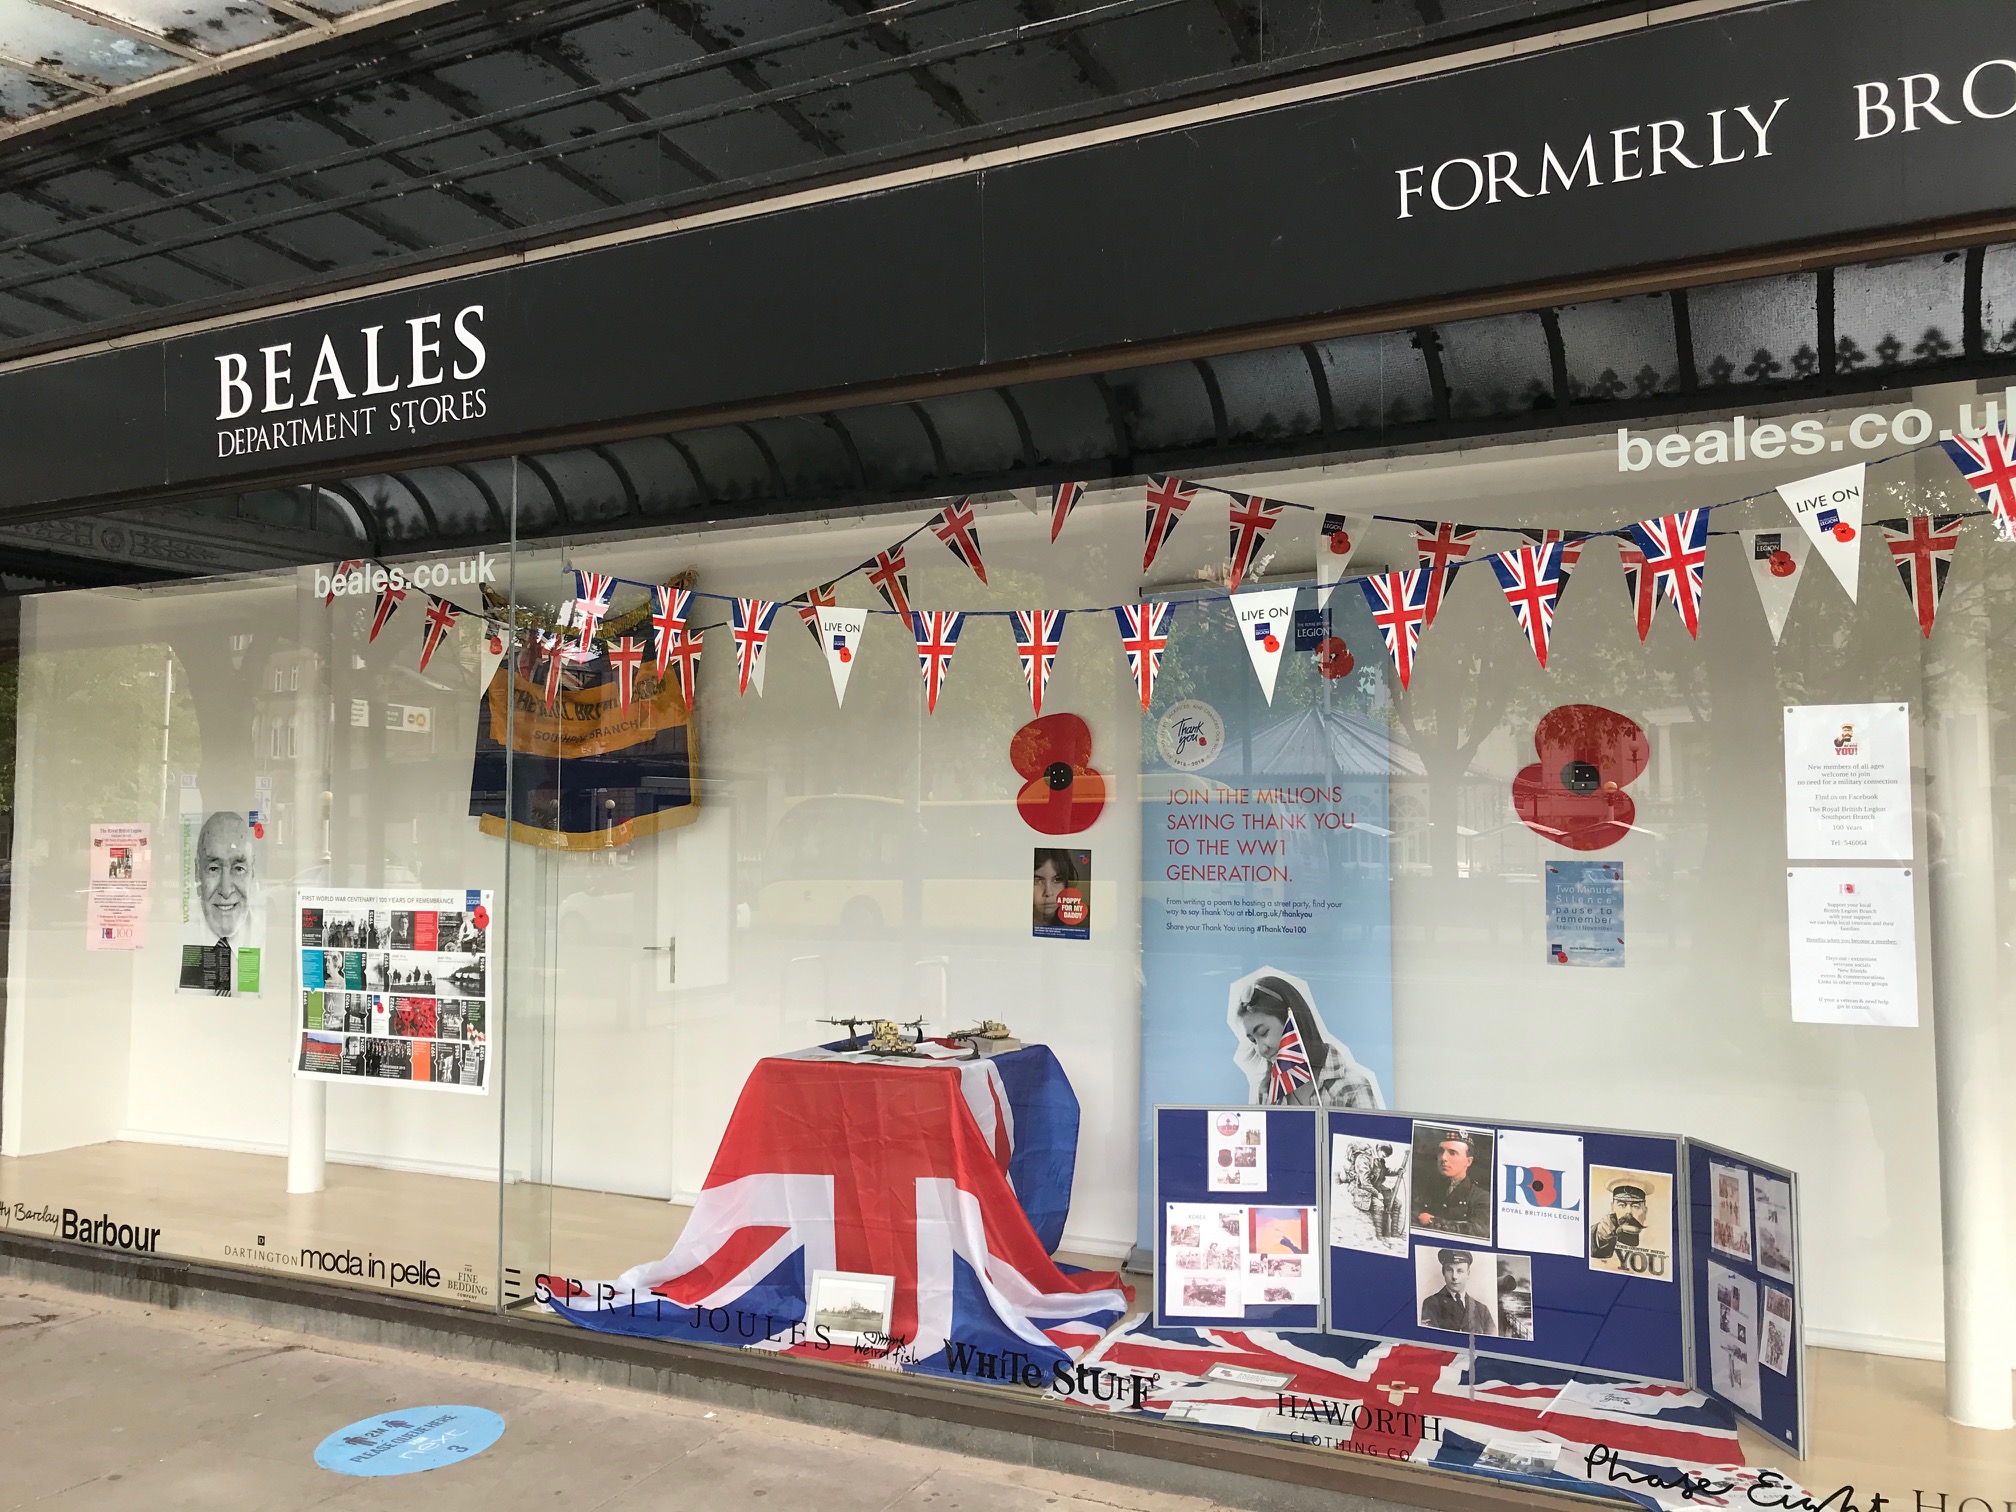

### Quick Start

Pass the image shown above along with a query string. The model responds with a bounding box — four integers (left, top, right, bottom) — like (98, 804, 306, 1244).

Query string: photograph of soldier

(1330, 1135, 1410, 1257)
(1496, 1254, 1535, 1341)
(1415, 1246, 1497, 1335)
(1410, 1124, 1494, 1241)
(1587, 1166, 1674, 1282)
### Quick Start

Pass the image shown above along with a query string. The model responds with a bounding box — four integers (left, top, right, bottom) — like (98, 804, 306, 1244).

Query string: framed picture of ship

(808, 1269, 895, 1346)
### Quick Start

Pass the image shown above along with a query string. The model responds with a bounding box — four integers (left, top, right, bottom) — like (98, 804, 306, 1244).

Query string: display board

(1326, 1110, 1687, 1383)
(294, 888, 492, 1093)
(1686, 1139, 1805, 1457)
(1154, 1106, 1322, 1331)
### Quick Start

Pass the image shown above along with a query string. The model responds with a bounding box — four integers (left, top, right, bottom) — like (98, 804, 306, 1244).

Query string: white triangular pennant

(477, 621, 510, 692)
(1231, 586, 1299, 704)
(1316, 512, 1373, 607)
(1776, 461, 1864, 600)
(814, 606, 867, 707)
(1740, 528, 1810, 645)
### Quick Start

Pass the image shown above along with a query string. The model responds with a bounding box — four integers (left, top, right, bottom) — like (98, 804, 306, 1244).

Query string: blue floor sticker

(314, 1405, 505, 1476)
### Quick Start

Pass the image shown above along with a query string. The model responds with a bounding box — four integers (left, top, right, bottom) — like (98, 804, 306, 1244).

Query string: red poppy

(1011, 713, 1107, 835)
(1767, 550, 1797, 578)
(1314, 637, 1355, 680)
(1511, 704, 1649, 852)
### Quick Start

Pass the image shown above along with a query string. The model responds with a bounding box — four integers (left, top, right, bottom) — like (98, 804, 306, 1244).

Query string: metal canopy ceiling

(0, 0, 1630, 361)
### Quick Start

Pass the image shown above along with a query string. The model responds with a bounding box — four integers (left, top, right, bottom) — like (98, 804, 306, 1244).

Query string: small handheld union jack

(1266, 1017, 1314, 1104)
(1050, 481, 1085, 544)
(1009, 609, 1066, 716)
(929, 499, 988, 585)
(1225, 493, 1284, 592)
(1877, 514, 1964, 639)
(650, 585, 692, 681)
(417, 595, 461, 672)
(1940, 428, 2016, 541)
(1628, 508, 1711, 638)
(1486, 541, 1569, 668)
(1359, 568, 1432, 689)
(1142, 477, 1197, 574)
(910, 610, 965, 714)
(572, 570, 616, 652)
(730, 598, 779, 697)
(1113, 601, 1172, 710)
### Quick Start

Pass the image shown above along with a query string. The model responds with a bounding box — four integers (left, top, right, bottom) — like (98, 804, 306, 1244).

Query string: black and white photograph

(177, 808, 264, 996)
(377, 950, 439, 995)
(1708, 1259, 1762, 1418)
(1415, 1245, 1498, 1336)
(1224, 966, 1384, 1109)
(1496, 1253, 1535, 1341)
(808, 1269, 894, 1345)
(1762, 1284, 1794, 1376)
(1409, 1124, 1494, 1241)
(1711, 1163, 1754, 1262)
(1754, 1174, 1795, 1283)
(1329, 1135, 1410, 1257)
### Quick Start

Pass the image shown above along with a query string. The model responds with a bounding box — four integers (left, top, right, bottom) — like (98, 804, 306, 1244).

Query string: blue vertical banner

(1137, 589, 1394, 1251)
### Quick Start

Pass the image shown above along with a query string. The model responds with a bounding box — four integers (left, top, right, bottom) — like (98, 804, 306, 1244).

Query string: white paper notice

(1165, 1202, 1244, 1317)
(86, 822, 151, 950)
(1495, 1130, 1586, 1257)
(1783, 702, 1912, 860)
(1208, 1109, 1268, 1192)
(1707, 1260, 1763, 1420)
(1787, 866, 1919, 1027)
(1244, 1205, 1321, 1307)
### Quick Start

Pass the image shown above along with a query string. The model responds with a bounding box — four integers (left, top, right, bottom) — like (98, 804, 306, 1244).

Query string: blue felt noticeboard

(1687, 1139, 1805, 1457)
(1154, 1105, 1322, 1332)
(1326, 1110, 1689, 1384)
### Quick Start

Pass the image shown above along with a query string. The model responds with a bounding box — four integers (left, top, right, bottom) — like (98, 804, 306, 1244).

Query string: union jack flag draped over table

(1050, 481, 1086, 543)
(1072, 1322, 1801, 1512)
(651, 585, 693, 680)
(1142, 476, 1198, 574)
(1113, 601, 1172, 710)
(542, 1043, 1130, 1378)
(607, 636, 646, 710)
(417, 596, 461, 672)
(911, 609, 966, 714)
(1618, 544, 1658, 642)
(1487, 542, 1571, 668)
(1940, 427, 2016, 540)
(1264, 1019, 1313, 1104)
(1876, 514, 1965, 638)
(730, 598, 780, 697)
(572, 569, 617, 652)
(929, 500, 989, 585)
(1010, 609, 1066, 716)
(1414, 521, 1477, 627)
(1360, 569, 1432, 689)
(867, 544, 913, 616)
(1225, 493, 1286, 592)
(1627, 510, 1711, 639)
(368, 581, 406, 642)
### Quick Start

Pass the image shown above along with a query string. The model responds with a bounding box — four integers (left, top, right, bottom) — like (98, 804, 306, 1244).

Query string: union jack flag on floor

(1487, 542, 1570, 668)
(1360, 568, 1432, 689)
(730, 598, 780, 697)
(1414, 521, 1477, 626)
(651, 585, 693, 681)
(1051, 481, 1086, 543)
(1225, 493, 1286, 592)
(1010, 609, 1066, 716)
(1627, 510, 1710, 639)
(417, 596, 461, 672)
(1142, 477, 1198, 574)
(1876, 515, 1964, 638)
(1113, 601, 1172, 710)
(911, 609, 965, 714)
(572, 569, 617, 651)
(1265, 1018, 1312, 1104)
(930, 500, 989, 585)
(1940, 427, 2016, 540)
(1073, 1323, 1802, 1512)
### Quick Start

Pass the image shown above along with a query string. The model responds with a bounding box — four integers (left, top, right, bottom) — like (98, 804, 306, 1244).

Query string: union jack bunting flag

(1414, 521, 1477, 626)
(793, 580, 839, 644)
(1265, 1018, 1313, 1104)
(539, 630, 567, 709)
(1515, 527, 1591, 573)
(730, 598, 780, 697)
(1113, 601, 1172, 710)
(661, 623, 703, 711)
(325, 558, 361, 604)
(1359, 569, 1432, 689)
(1487, 542, 1570, 668)
(606, 636, 646, 710)
(1627, 509, 1711, 638)
(1225, 493, 1286, 592)
(1619, 543, 1657, 642)
(1940, 427, 2016, 540)
(572, 569, 617, 651)
(1050, 481, 1086, 543)
(929, 499, 989, 585)
(650, 585, 693, 681)
(1071, 1322, 1795, 1512)
(910, 610, 965, 714)
(1877, 515, 1965, 639)
(1142, 476, 1198, 574)
(368, 582, 406, 642)
(867, 544, 913, 616)
(417, 596, 461, 673)
(1009, 609, 1066, 716)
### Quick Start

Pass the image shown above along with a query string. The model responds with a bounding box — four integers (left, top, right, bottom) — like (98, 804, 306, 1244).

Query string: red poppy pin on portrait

(1511, 704, 1650, 852)
(1011, 713, 1107, 835)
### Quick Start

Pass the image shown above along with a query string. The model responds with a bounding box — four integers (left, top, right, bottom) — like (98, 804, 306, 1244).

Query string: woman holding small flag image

(1228, 969, 1383, 1109)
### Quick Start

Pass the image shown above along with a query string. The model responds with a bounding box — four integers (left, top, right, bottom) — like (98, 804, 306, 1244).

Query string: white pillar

(1924, 533, 2013, 1430)
(287, 1077, 327, 1195)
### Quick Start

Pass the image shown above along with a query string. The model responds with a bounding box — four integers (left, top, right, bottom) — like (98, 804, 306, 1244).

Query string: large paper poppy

(1012, 713, 1107, 835)
(1511, 704, 1649, 851)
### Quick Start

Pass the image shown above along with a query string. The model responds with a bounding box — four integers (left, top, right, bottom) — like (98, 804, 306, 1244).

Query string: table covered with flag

(542, 1040, 1130, 1377)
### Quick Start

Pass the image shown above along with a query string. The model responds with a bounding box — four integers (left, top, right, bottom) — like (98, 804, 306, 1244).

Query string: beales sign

(1, 0, 2011, 509)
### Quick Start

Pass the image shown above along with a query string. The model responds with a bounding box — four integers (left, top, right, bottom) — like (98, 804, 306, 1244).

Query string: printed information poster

(1207, 1109, 1268, 1192)
(1786, 866, 1919, 1027)
(86, 823, 150, 951)
(1544, 861, 1624, 967)
(1165, 1202, 1244, 1315)
(177, 800, 263, 996)
(1783, 703, 1912, 860)
(296, 888, 492, 1093)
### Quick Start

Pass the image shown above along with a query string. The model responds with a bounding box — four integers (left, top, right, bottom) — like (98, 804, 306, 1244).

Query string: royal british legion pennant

(1316, 512, 1373, 608)
(607, 636, 646, 710)
(730, 598, 780, 697)
(1486, 543, 1569, 668)
(1225, 493, 1286, 592)
(1142, 476, 1198, 574)
(1360, 568, 1432, 689)
(1050, 482, 1086, 544)
(1009, 609, 1066, 717)
(478, 621, 509, 693)
(1775, 462, 1864, 600)
(1627, 509, 1710, 638)
(572, 569, 617, 650)
(867, 544, 913, 617)
(1940, 427, 2016, 540)
(651, 586, 693, 681)
(814, 605, 868, 707)
(1414, 521, 1477, 626)
(1114, 601, 1172, 710)
(910, 610, 965, 714)
(369, 581, 406, 642)
(929, 500, 989, 585)
(1739, 528, 1810, 646)
(417, 595, 461, 672)
(1877, 514, 1964, 638)
(1233, 586, 1299, 704)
